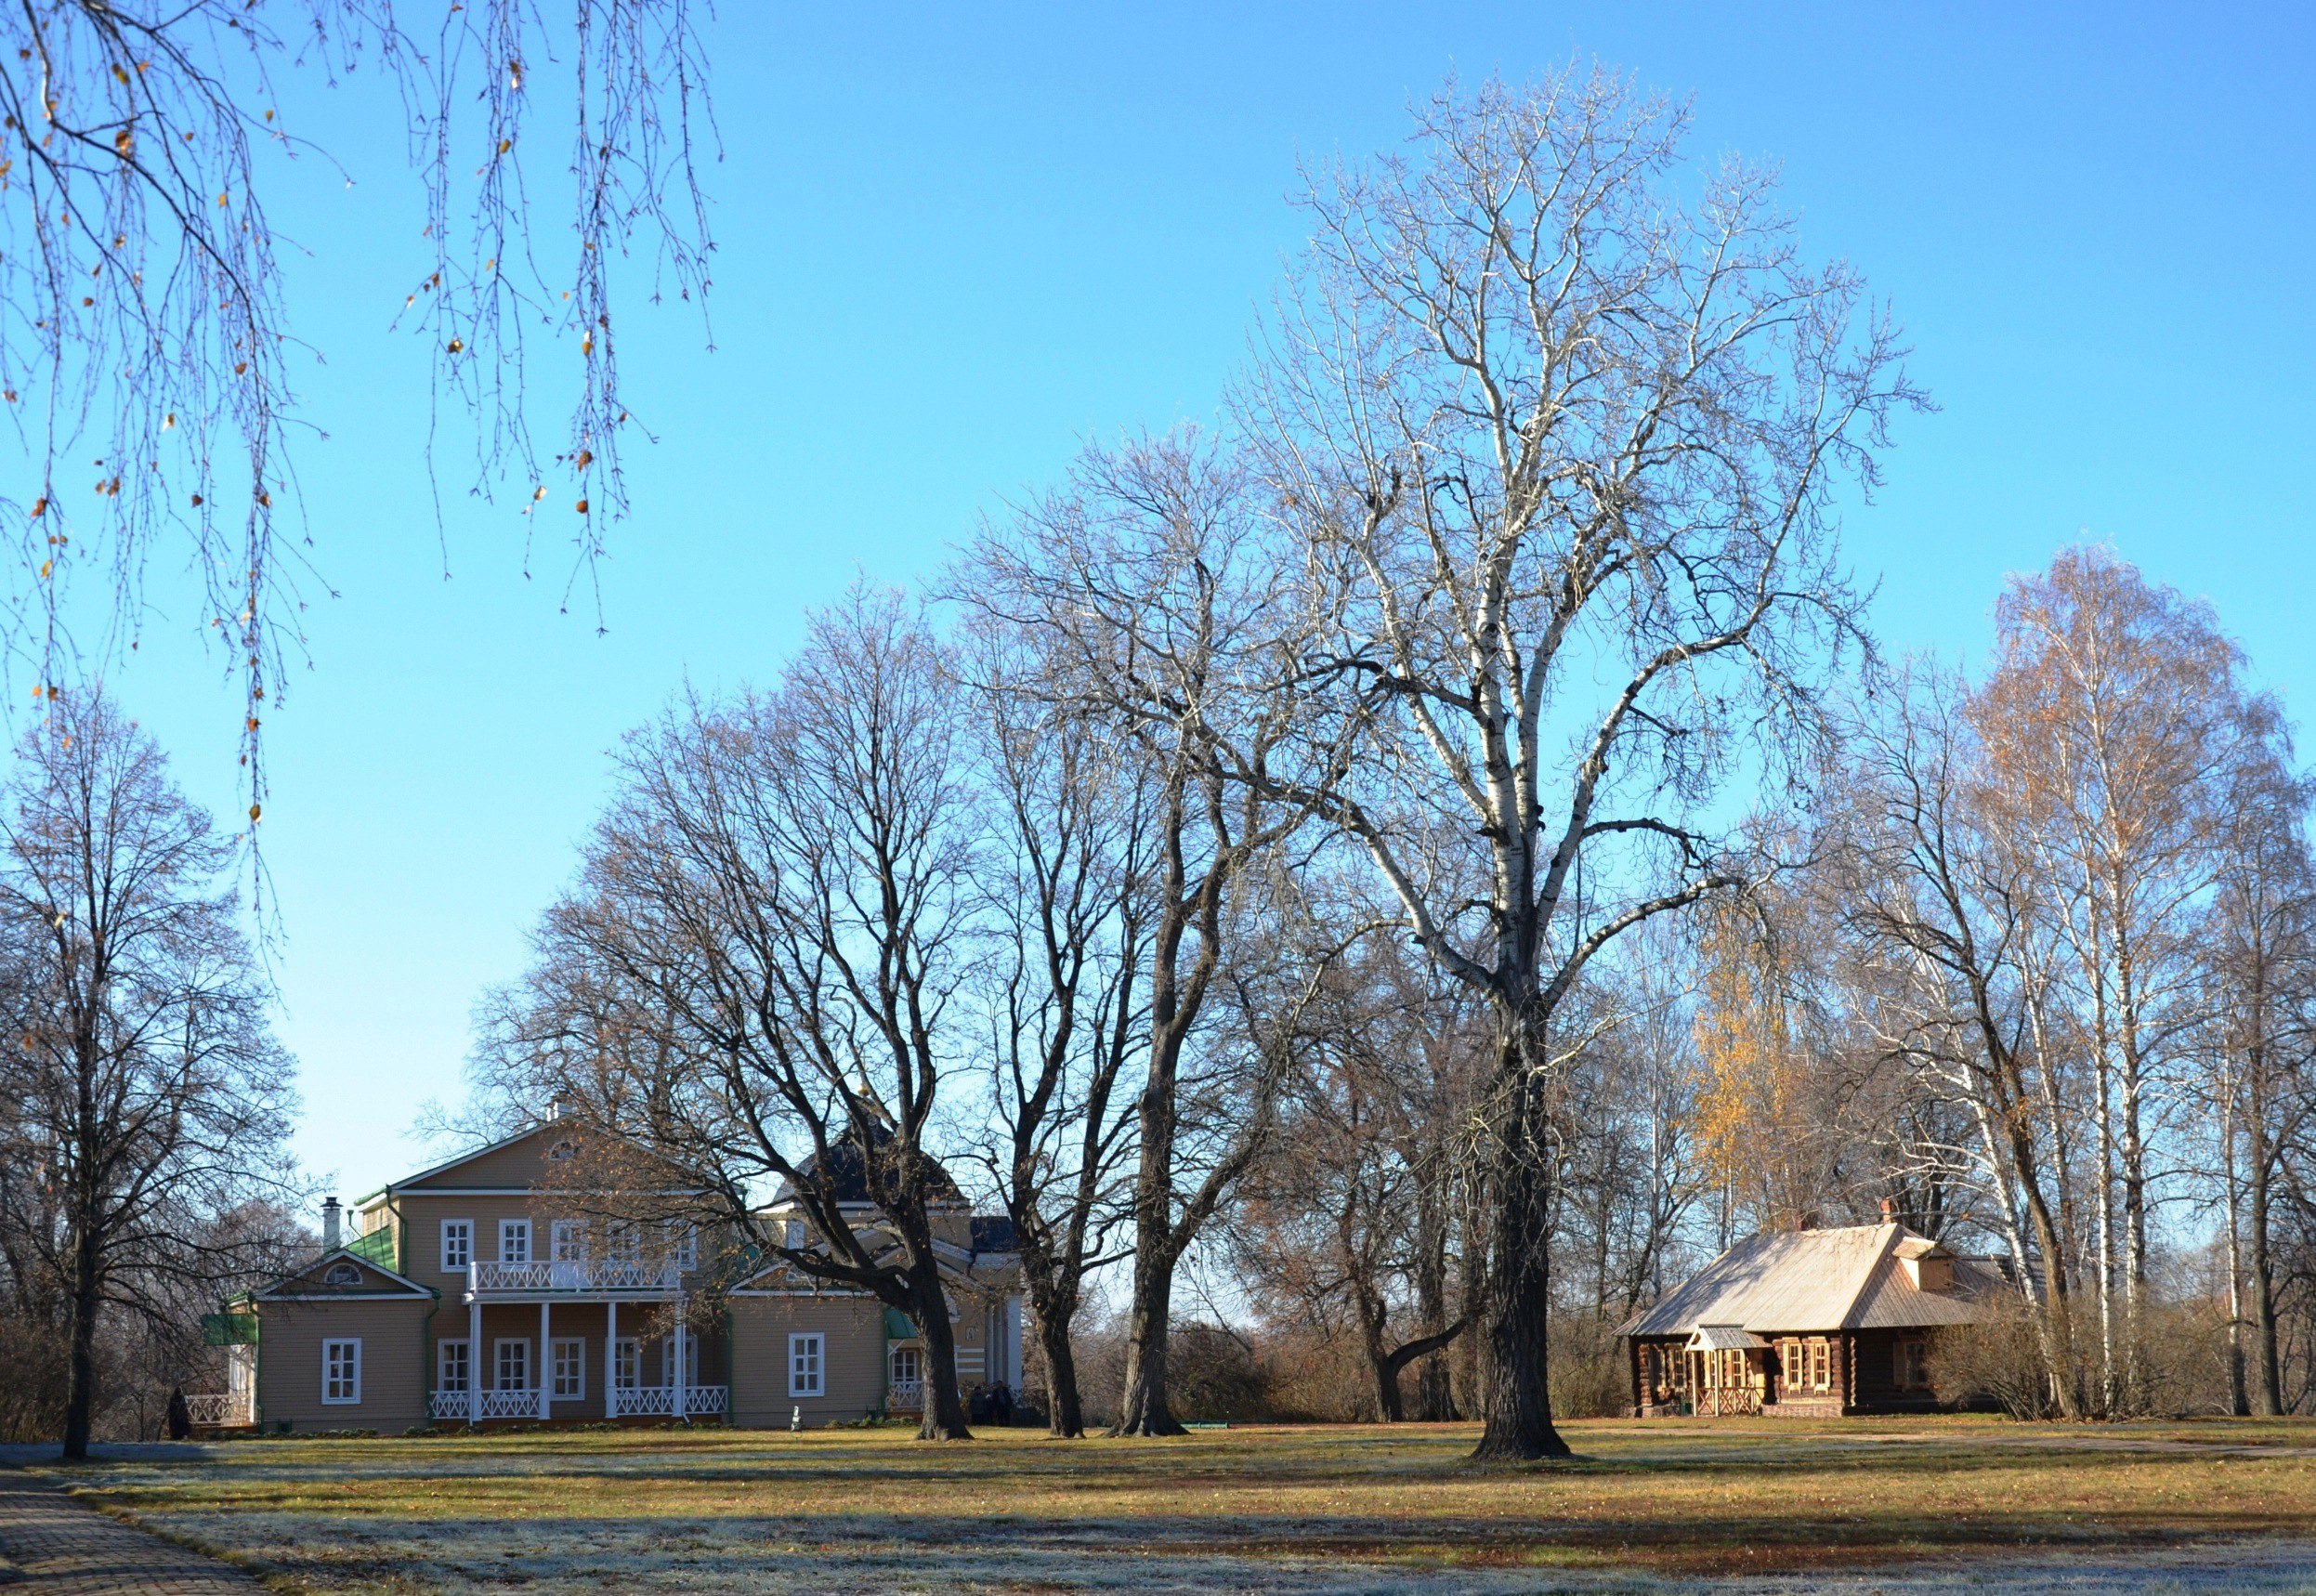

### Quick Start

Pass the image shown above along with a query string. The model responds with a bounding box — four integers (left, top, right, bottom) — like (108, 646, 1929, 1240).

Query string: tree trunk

(904, 1258, 973, 1441)
(1112, 1235, 1183, 1435)
(1411, 1175, 1459, 1421)
(1036, 1297, 1086, 1438)
(62, 1217, 101, 1460)
(2248, 1107, 2283, 1417)
(1470, 1063, 1571, 1462)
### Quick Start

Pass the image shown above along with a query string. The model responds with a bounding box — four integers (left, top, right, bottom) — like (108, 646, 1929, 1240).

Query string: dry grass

(31, 1416, 2316, 1593)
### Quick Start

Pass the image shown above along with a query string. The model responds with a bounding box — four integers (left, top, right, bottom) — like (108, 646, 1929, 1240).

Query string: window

(606, 1222, 641, 1263)
(495, 1338, 531, 1392)
(670, 1223, 699, 1271)
(438, 1340, 471, 1394)
(548, 1137, 579, 1160)
(1811, 1339, 1831, 1392)
(660, 1329, 700, 1387)
(551, 1220, 588, 1262)
(1896, 1338, 1930, 1390)
(789, 1332, 825, 1397)
(322, 1339, 361, 1404)
(440, 1220, 473, 1272)
(783, 1219, 806, 1249)
(322, 1262, 363, 1286)
(499, 1219, 531, 1263)
(612, 1338, 640, 1390)
(552, 1338, 586, 1399)
(889, 1345, 922, 1386)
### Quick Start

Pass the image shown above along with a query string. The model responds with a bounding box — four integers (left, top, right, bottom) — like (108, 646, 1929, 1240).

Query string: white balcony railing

(183, 1393, 253, 1428)
(467, 1260, 681, 1295)
(607, 1384, 727, 1418)
(886, 1378, 924, 1411)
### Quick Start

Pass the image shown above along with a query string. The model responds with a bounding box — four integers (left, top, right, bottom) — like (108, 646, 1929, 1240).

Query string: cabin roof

(1617, 1223, 2009, 1338)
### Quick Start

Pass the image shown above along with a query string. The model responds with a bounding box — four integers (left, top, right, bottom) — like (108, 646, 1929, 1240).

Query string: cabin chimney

(1879, 1197, 1896, 1224)
(321, 1197, 342, 1252)
(547, 1092, 567, 1123)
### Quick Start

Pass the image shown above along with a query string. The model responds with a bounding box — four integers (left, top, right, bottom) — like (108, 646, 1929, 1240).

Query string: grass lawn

(29, 1416, 2316, 1594)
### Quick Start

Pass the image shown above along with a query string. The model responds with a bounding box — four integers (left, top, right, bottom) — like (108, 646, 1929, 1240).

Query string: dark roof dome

(779, 1123, 965, 1209)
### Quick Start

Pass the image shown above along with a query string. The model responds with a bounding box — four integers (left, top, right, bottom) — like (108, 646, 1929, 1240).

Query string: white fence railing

(427, 1388, 546, 1420)
(429, 1385, 728, 1421)
(886, 1378, 924, 1411)
(608, 1384, 727, 1418)
(467, 1260, 682, 1294)
(183, 1393, 252, 1428)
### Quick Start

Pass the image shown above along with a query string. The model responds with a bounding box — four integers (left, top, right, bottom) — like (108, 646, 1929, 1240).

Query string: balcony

(885, 1378, 924, 1413)
(465, 1259, 682, 1298)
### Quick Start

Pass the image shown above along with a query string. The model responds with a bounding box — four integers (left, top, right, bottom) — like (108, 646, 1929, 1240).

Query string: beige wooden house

(1617, 1210, 2012, 1418)
(193, 1119, 1023, 1434)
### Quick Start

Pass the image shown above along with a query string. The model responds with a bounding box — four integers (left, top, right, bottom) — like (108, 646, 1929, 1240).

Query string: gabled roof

(358, 1119, 706, 1203)
(1617, 1223, 2010, 1338)
(252, 1249, 434, 1302)
(768, 1125, 966, 1210)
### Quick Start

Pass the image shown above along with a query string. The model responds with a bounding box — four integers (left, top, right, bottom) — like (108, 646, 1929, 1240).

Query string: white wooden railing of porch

(467, 1260, 680, 1294)
(183, 1393, 253, 1428)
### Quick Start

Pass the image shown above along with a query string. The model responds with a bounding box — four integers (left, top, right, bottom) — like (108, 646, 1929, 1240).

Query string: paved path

(0, 1470, 262, 1594)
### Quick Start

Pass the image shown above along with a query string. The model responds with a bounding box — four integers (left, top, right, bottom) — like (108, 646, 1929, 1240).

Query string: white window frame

(612, 1337, 640, 1390)
(440, 1219, 473, 1272)
(669, 1222, 699, 1271)
(606, 1221, 641, 1263)
(789, 1332, 825, 1398)
(495, 1337, 532, 1392)
(551, 1337, 586, 1399)
(438, 1338, 471, 1394)
(551, 1219, 588, 1262)
(499, 1219, 531, 1263)
(888, 1344, 922, 1385)
(321, 1338, 362, 1405)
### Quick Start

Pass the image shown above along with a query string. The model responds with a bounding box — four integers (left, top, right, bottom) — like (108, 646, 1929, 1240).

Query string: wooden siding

(729, 1296, 885, 1426)
(255, 1297, 434, 1432)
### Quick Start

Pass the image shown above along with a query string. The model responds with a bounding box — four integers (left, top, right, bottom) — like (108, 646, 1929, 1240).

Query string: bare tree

(964, 622, 1151, 1437)
(0, 689, 298, 1458)
(0, 3, 713, 813)
(482, 587, 983, 1439)
(1243, 69, 1916, 1458)
(954, 431, 1344, 1436)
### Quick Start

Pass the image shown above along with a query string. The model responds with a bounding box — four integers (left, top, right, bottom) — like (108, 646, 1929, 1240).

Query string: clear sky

(87, 3, 2316, 1204)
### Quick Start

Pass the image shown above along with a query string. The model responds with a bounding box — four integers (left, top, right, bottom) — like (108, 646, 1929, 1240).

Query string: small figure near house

(1618, 1200, 2015, 1418)
(166, 1386, 192, 1441)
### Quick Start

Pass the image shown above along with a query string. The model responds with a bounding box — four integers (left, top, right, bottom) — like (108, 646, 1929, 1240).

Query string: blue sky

(87, 3, 2316, 1201)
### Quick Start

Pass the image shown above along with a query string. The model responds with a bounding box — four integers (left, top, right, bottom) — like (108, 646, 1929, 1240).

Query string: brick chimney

(1879, 1197, 1896, 1224)
(321, 1197, 342, 1252)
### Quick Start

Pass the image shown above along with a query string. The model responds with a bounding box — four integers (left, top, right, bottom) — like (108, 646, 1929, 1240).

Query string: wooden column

(539, 1301, 552, 1421)
(606, 1300, 619, 1419)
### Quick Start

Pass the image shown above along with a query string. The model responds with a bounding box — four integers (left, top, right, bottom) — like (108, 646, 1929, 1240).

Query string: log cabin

(1616, 1204, 2012, 1418)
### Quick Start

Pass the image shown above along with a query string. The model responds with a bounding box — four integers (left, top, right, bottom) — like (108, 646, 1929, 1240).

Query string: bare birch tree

(1243, 69, 1917, 1459)
(0, 2, 713, 810)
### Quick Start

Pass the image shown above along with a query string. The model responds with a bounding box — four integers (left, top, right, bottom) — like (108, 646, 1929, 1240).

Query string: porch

(431, 1294, 726, 1426)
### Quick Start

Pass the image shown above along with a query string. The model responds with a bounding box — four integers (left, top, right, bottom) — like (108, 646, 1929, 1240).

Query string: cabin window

(1896, 1337, 1930, 1390)
(790, 1333, 825, 1397)
(552, 1220, 588, 1262)
(438, 1339, 470, 1394)
(552, 1338, 586, 1398)
(322, 1339, 361, 1404)
(441, 1219, 472, 1271)
(607, 1222, 641, 1263)
(670, 1223, 699, 1271)
(612, 1338, 640, 1390)
(499, 1219, 531, 1263)
(1812, 1339, 1831, 1392)
(496, 1338, 531, 1392)
(322, 1262, 362, 1286)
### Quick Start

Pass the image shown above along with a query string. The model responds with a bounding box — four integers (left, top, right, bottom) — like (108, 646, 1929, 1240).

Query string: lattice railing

(183, 1393, 252, 1427)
